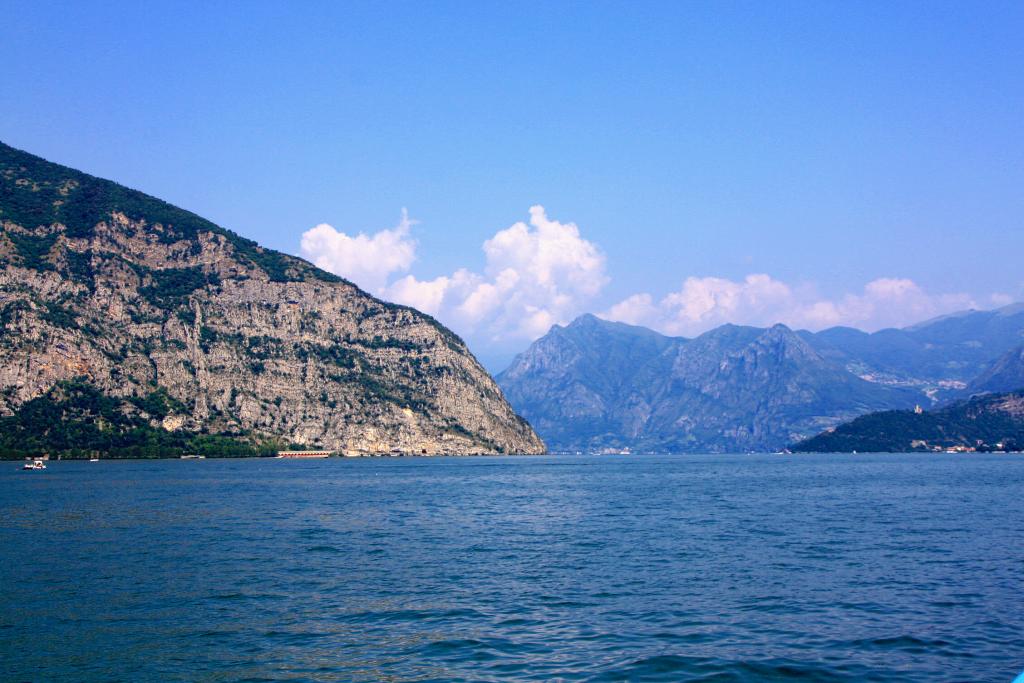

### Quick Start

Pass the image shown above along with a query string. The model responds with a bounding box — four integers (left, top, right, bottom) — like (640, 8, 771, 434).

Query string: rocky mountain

(966, 345, 1024, 396)
(497, 315, 920, 453)
(0, 141, 543, 457)
(496, 315, 676, 450)
(791, 390, 1024, 453)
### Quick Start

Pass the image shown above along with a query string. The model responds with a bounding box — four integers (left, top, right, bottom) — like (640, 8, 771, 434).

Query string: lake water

(2, 453, 1023, 682)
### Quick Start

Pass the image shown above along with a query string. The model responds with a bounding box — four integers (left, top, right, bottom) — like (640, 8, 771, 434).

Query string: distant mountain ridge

(800, 304, 1024, 400)
(497, 306, 1024, 453)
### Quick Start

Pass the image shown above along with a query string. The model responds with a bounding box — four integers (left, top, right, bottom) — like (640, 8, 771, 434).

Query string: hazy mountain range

(0, 141, 543, 457)
(966, 345, 1024, 396)
(497, 308, 1024, 453)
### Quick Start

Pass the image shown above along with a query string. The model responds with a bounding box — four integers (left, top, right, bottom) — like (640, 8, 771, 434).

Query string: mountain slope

(497, 316, 919, 453)
(791, 391, 1024, 453)
(801, 304, 1024, 398)
(0, 141, 543, 456)
(966, 345, 1024, 396)
(496, 314, 677, 451)
(645, 324, 921, 451)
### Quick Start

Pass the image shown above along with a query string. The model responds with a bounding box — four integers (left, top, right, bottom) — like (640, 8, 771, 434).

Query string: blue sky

(4, 1, 1023, 368)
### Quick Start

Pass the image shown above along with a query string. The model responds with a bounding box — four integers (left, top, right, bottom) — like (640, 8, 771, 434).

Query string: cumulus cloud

(603, 293, 658, 327)
(300, 209, 417, 293)
(302, 205, 608, 342)
(990, 292, 1015, 307)
(602, 274, 978, 337)
(301, 207, 996, 348)
(383, 205, 607, 341)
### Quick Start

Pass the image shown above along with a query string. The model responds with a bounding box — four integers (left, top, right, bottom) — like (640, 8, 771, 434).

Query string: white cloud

(300, 209, 417, 293)
(380, 205, 607, 341)
(301, 205, 607, 343)
(602, 274, 979, 337)
(301, 207, 1001, 351)
(385, 273, 453, 315)
(603, 293, 658, 326)
(991, 292, 1015, 307)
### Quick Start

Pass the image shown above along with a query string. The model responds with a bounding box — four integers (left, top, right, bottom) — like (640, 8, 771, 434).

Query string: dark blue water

(2, 454, 1023, 682)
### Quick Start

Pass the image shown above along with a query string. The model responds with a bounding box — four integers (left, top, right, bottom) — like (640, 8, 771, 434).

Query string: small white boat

(23, 458, 47, 470)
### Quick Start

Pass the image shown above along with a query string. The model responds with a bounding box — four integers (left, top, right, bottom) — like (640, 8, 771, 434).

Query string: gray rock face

(497, 315, 921, 453)
(0, 141, 544, 455)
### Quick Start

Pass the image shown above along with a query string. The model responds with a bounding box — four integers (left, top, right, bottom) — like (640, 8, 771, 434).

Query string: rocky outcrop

(0, 141, 543, 455)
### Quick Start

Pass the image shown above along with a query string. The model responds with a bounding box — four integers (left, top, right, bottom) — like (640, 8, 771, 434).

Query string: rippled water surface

(2, 453, 1024, 681)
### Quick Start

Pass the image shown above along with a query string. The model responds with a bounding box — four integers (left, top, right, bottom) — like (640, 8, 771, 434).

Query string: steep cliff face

(0, 141, 544, 455)
(497, 316, 919, 453)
